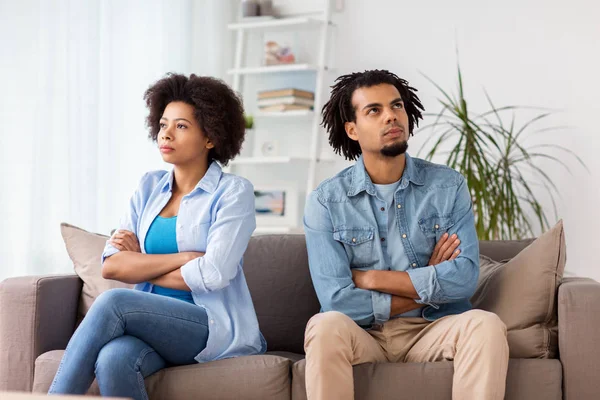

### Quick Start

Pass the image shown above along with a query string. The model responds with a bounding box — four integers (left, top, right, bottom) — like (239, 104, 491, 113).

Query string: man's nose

(383, 107, 397, 124)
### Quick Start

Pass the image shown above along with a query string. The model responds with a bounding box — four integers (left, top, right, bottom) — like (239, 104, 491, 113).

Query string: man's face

(345, 83, 409, 158)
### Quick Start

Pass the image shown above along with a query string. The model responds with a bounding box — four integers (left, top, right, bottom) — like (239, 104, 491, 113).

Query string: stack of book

(257, 88, 314, 112)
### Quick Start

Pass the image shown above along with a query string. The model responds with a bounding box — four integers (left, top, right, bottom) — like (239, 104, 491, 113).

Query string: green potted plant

(417, 63, 587, 240)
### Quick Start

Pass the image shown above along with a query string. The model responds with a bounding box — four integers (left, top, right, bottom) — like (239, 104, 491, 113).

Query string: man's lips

(160, 146, 174, 152)
(384, 128, 403, 138)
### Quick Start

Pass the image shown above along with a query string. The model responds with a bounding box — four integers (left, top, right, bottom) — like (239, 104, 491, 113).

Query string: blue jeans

(48, 288, 209, 400)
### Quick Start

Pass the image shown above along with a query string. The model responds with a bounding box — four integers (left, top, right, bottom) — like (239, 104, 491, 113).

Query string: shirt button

(402, 234, 407, 239)
(210, 319, 214, 324)
(435, 224, 440, 229)
(352, 238, 357, 243)
(397, 204, 402, 209)
(380, 207, 385, 211)
(381, 238, 385, 242)
(412, 263, 417, 267)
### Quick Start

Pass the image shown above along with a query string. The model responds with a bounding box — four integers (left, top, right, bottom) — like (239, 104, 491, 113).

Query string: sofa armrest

(0, 274, 82, 392)
(558, 277, 600, 400)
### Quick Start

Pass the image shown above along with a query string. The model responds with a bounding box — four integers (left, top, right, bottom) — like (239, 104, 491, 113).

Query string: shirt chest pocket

(418, 214, 456, 240)
(333, 228, 376, 267)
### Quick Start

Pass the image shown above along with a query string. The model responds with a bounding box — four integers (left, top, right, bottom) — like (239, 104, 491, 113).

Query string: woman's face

(157, 101, 214, 165)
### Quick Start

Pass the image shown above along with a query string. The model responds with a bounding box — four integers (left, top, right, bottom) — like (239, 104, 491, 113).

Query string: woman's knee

(90, 288, 133, 315)
(95, 337, 131, 377)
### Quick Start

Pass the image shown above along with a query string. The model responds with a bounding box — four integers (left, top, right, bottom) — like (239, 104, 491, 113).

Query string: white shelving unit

(227, 63, 320, 75)
(227, 16, 326, 31)
(231, 156, 310, 165)
(255, 109, 314, 118)
(227, 1, 335, 234)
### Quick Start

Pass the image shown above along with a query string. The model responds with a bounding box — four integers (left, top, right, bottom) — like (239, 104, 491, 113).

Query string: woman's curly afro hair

(144, 73, 245, 166)
(321, 69, 424, 161)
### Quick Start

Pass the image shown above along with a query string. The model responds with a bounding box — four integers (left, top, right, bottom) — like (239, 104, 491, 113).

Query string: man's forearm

(149, 268, 191, 291)
(102, 252, 195, 284)
(391, 295, 422, 316)
(365, 270, 420, 299)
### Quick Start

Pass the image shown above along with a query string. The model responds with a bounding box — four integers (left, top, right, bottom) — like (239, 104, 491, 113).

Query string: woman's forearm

(102, 251, 198, 284)
(149, 268, 191, 291)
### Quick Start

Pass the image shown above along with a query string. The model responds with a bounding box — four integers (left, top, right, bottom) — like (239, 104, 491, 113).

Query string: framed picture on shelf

(253, 183, 299, 228)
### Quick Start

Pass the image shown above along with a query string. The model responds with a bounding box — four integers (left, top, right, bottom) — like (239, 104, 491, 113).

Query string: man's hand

(428, 233, 461, 266)
(109, 230, 141, 252)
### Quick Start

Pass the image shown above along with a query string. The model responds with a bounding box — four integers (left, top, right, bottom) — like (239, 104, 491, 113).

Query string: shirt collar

(348, 152, 424, 197)
(160, 161, 223, 194)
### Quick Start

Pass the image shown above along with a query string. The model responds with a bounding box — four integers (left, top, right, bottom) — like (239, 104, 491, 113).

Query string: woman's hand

(109, 230, 141, 253)
(428, 233, 461, 266)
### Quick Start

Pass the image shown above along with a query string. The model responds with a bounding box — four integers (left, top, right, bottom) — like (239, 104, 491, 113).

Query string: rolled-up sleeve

(407, 176, 480, 304)
(180, 181, 256, 293)
(303, 191, 382, 327)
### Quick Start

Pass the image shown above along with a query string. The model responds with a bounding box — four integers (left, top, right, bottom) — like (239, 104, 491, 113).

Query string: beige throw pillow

(60, 223, 133, 319)
(471, 220, 566, 358)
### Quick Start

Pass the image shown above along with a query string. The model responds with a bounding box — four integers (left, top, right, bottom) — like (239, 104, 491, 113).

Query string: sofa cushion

(291, 358, 562, 400)
(33, 350, 100, 395)
(60, 223, 133, 318)
(471, 220, 566, 358)
(34, 350, 292, 399)
(243, 234, 321, 354)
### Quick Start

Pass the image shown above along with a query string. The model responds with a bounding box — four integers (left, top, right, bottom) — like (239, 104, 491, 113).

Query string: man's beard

(380, 140, 408, 157)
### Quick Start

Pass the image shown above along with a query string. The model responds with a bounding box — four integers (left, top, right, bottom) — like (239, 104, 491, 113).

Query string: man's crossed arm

(352, 233, 461, 316)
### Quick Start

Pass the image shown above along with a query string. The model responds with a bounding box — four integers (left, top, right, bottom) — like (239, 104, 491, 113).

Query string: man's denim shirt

(303, 153, 480, 327)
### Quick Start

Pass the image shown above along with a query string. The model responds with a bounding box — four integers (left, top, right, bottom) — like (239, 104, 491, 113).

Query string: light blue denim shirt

(101, 161, 266, 362)
(303, 153, 480, 327)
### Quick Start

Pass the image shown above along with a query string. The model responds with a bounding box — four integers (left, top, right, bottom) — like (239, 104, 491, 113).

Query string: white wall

(2, 0, 598, 281)
(318, 0, 600, 280)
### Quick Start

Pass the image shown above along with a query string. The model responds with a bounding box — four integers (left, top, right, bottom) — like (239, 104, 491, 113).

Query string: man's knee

(464, 309, 507, 339)
(304, 311, 354, 349)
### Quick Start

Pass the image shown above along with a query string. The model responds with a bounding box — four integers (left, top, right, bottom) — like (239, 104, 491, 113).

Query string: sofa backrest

(479, 239, 534, 261)
(243, 234, 536, 354)
(243, 234, 319, 354)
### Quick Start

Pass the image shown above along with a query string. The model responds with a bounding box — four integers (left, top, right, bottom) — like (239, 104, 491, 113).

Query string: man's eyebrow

(159, 117, 192, 124)
(362, 102, 382, 111)
(361, 98, 403, 111)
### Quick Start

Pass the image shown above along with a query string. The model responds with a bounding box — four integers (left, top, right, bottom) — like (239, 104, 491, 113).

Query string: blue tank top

(145, 215, 195, 304)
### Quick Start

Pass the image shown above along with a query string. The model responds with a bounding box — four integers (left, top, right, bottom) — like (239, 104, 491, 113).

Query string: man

(303, 70, 508, 400)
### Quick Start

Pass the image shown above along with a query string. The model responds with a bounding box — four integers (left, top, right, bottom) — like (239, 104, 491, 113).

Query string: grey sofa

(1, 234, 599, 399)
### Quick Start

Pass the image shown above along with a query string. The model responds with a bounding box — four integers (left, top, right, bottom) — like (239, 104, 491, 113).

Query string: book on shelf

(258, 88, 314, 100)
(258, 104, 313, 112)
(257, 95, 314, 107)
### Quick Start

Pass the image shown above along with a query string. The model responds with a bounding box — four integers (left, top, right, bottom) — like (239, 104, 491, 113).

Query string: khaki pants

(304, 309, 509, 400)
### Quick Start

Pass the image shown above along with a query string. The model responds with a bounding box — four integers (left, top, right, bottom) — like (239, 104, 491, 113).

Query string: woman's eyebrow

(160, 117, 192, 124)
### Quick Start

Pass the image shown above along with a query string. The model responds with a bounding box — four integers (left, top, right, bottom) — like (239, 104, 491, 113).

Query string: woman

(49, 73, 266, 399)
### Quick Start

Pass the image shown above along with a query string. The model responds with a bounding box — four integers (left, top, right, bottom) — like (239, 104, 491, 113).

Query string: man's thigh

(401, 309, 506, 363)
(305, 311, 388, 365)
